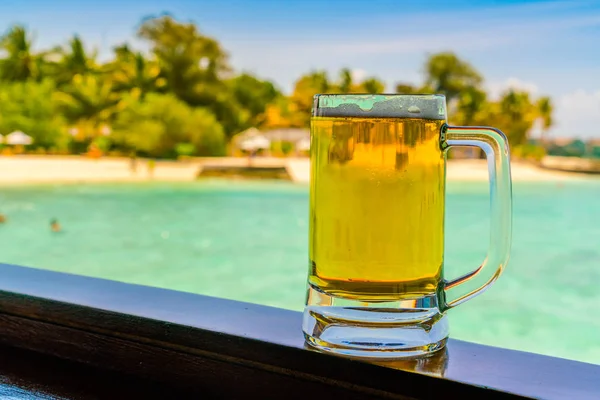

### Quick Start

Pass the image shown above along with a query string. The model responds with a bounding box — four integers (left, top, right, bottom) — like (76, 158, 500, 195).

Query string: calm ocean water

(0, 178, 598, 364)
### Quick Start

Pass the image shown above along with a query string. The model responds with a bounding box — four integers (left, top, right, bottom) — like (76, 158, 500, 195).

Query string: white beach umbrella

(6, 130, 33, 145)
(296, 137, 311, 151)
(239, 135, 271, 151)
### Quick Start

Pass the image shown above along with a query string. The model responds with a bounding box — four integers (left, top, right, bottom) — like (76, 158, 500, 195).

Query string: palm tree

(361, 77, 385, 94)
(498, 90, 537, 147)
(54, 74, 123, 139)
(53, 35, 97, 85)
(424, 52, 482, 105)
(454, 87, 487, 126)
(338, 68, 353, 93)
(0, 25, 37, 81)
(536, 96, 553, 146)
(105, 44, 165, 99)
(395, 83, 418, 94)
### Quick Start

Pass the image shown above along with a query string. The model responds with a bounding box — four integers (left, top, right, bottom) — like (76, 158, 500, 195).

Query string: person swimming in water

(50, 218, 61, 232)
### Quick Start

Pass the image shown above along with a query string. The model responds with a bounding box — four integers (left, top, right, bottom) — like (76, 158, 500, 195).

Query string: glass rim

(312, 93, 447, 119)
(314, 93, 446, 99)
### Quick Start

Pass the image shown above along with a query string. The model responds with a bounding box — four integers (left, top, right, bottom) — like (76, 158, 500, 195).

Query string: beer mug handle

(440, 125, 512, 311)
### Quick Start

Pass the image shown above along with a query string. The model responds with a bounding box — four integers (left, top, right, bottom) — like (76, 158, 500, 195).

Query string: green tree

(536, 96, 553, 143)
(491, 90, 538, 147)
(263, 96, 306, 129)
(137, 15, 261, 137)
(112, 93, 225, 157)
(106, 44, 165, 99)
(290, 71, 331, 126)
(424, 52, 482, 104)
(52, 35, 97, 85)
(228, 73, 280, 128)
(137, 15, 230, 106)
(453, 87, 488, 126)
(395, 83, 419, 94)
(0, 25, 41, 81)
(54, 74, 124, 138)
(209, 96, 250, 137)
(361, 77, 385, 94)
(0, 80, 67, 148)
(338, 68, 353, 93)
(335, 69, 382, 93)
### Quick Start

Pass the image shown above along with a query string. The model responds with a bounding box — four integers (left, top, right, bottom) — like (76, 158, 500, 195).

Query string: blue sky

(1, 0, 599, 138)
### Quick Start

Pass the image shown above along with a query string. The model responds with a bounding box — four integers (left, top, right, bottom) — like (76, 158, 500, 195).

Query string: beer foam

(313, 94, 446, 119)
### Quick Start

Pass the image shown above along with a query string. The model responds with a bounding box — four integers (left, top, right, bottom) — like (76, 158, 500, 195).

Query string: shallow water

(0, 178, 598, 364)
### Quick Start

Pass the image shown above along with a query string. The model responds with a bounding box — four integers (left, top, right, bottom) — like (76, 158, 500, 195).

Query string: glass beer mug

(303, 94, 512, 358)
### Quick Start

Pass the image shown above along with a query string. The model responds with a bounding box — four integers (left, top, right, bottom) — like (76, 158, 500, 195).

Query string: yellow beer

(309, 116, 446, 301)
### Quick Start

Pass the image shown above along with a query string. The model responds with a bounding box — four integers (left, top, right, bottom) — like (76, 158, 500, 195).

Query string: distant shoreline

(0, 155, 595, 185)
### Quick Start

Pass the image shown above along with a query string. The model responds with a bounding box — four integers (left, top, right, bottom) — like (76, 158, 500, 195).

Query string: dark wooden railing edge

(0, 263, 596, 399)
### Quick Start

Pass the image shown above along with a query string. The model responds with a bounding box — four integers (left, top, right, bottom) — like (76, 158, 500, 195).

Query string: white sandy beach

(0, 155, 592, 184)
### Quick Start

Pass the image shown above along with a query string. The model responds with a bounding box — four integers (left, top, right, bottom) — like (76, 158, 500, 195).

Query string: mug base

(302, 284, 449, 359)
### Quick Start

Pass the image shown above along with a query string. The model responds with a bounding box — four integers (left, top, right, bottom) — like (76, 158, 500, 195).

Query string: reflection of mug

(303, 94, 512, 358)
(371, 347, 449, 378)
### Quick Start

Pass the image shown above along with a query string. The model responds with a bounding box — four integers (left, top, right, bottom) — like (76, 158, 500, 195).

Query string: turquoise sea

(0, 178, 598, 364)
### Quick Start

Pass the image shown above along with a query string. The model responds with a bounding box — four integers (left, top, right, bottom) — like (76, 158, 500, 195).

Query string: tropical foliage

(0, 16, 553, 158)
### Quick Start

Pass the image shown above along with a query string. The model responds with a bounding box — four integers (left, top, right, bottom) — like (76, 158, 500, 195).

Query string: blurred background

(0, 0, 598, 364)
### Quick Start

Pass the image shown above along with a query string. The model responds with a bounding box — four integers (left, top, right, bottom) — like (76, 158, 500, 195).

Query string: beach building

(230, 128, 310, 157)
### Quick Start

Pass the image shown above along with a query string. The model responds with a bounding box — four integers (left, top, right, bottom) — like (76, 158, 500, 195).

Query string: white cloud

(551, 89, 600, 138)
(559, 89, 600, 110)
(486, 78, 540, 101)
